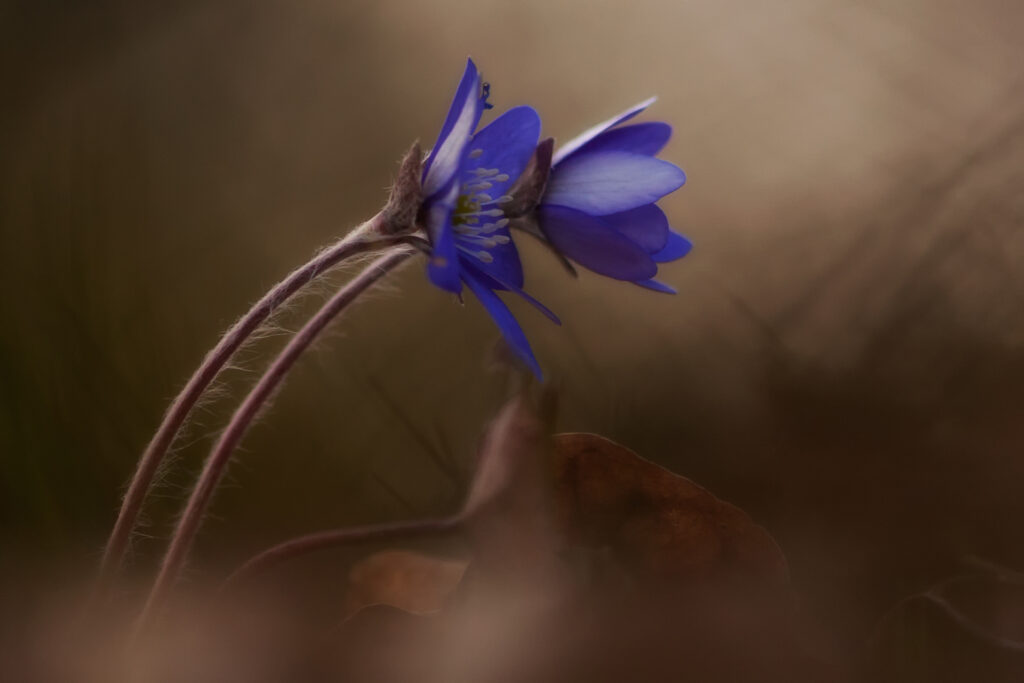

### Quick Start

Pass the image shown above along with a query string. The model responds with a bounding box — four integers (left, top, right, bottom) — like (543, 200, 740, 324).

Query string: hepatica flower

(421, 59, 556, 376)
(536, 98, 692, 293)
(111, 60, 700, 615)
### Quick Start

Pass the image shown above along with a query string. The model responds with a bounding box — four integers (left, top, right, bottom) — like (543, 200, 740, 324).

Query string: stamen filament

(457, 245, 494, 262)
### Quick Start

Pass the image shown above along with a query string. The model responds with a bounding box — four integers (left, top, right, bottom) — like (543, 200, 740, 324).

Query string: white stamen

(457, 245, 495, 263)
(468, 148, 484, 159)
(460, 208, 504, 218)
(481, 195, 513, 207)
(472, 219, 507, 234)
(462, 235, 498, 247)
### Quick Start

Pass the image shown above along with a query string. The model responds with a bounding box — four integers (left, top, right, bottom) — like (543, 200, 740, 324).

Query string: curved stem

(96, 215, 393, 592)
(138, 247, 414, 627)
(224, 516, 463, 588)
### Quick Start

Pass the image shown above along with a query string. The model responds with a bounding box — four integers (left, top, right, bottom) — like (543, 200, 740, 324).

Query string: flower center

(451, 152, 514, 263)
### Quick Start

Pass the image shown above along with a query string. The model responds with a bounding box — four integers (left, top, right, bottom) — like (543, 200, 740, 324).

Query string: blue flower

(422, 59, 557, 377)
(536, 98, 691, 293)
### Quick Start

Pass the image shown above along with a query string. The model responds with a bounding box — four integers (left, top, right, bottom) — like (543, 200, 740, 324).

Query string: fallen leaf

(552, 433, 788, 585)
(343, 550, 468, 618)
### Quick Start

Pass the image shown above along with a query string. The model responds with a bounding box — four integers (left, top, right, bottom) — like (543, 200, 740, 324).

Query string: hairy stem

(96, 215, 398, 593)
(138, 247, 415, 627)
(224, 516, 463, 588)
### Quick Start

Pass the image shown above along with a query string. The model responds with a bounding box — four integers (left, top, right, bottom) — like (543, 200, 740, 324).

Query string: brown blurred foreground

(8, 392, 1023, 682)
(15, 394, 809, 681)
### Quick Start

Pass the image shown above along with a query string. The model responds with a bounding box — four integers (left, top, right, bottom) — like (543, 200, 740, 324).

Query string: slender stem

(223, 516, 462, 588)
(96, 215, 392, 592)
(138, 247, 414, 627)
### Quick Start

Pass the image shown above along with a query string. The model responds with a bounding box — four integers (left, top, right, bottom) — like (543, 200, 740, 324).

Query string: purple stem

(223, 516, 463, 588)
(138, 247, 414, 627)
(95, 214, 392, 592)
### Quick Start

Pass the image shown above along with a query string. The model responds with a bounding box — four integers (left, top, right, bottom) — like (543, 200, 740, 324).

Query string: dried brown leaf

(343, 550, 468, 618)
(552, 433, 788, 585)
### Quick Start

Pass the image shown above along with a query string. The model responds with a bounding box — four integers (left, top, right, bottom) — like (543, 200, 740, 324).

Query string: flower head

(535, 98, 691, 293)
(421, 59, 557, 377)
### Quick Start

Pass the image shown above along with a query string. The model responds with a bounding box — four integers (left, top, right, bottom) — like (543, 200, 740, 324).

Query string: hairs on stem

(97, 144, 425, 596)
(95, 217, 402, 594)
(136, 246, 415, 629)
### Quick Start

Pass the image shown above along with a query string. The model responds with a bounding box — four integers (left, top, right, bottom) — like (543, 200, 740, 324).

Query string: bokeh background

(2, 0, 1024, 677)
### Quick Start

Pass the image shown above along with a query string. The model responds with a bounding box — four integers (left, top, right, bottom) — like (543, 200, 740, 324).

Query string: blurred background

(2, 0, 1024, 677)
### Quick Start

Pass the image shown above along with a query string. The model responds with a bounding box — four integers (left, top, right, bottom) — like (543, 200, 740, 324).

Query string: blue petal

(422, 59, 483, 198)
(634, 279, 677, 294)
(575, 122, 672, 158)
(537, 205, 657, 281)
(651, 230, 693, 263)
(461, 269, 543, 378)
(601, 204, 669, 253)
(553, 97, 657, 165)
(511, 286, 561, 326)
(545, 151, 686, 215)
(462, 105, 541, 199)
(425, 182, 462, 292)
(462, 260, 561, 325)
(458, 234, 524, 290)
